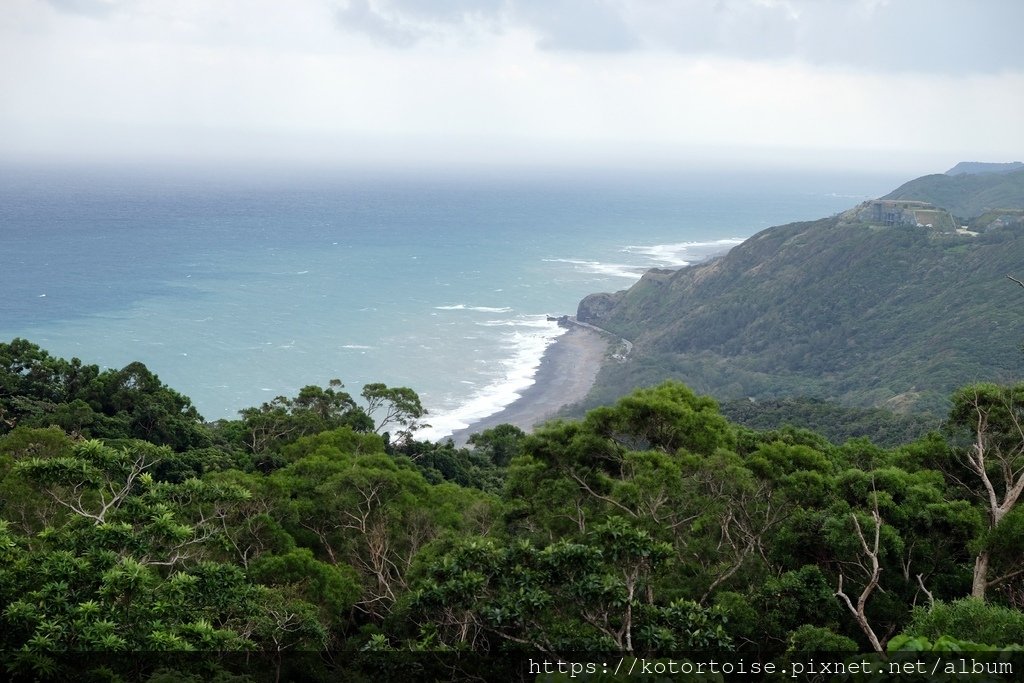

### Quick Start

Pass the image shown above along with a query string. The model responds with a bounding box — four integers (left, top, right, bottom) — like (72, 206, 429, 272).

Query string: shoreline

(446, 321, 611, 445)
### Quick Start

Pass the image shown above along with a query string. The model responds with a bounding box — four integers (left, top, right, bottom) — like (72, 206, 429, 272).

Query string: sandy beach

(448, 323, 611, 445)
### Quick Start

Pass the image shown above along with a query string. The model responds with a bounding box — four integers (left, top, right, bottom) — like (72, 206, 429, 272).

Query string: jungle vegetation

(2, 339, 1023, 679)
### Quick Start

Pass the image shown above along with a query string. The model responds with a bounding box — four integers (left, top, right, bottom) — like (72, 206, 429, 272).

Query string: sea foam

(434, 304, 513, 313)
(541, 258, 644, 279)
(417, 314, 565, 441)
(623, 238, 744, 268)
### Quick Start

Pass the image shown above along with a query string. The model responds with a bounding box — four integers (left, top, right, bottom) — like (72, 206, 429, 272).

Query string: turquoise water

(0, 165, 904, 439)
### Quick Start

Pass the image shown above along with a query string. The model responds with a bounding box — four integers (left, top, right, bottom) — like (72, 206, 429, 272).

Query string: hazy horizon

(2, 1, 1022, 174)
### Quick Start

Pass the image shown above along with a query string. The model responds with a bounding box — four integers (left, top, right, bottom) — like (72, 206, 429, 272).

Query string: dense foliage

(719, 397, 937, 448)
(3, 340, 1024, 680)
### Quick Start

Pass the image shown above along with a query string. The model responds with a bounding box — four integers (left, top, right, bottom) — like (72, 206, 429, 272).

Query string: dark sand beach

(448, 323, 611, 445)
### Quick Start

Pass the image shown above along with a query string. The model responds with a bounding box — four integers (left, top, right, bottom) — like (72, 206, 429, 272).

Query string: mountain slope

(578, 213, 1024, 416)
(883, 168, 1024, 219)
(946, 161, 1023, 176)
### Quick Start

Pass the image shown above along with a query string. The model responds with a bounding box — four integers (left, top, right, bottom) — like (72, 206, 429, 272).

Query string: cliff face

(578, 201, 1024, 415)
(577, 291, 623, 324)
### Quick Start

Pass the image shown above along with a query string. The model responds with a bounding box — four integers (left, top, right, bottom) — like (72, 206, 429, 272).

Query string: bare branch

(835, 504, 885, 654)
(916, 574, 935, 611)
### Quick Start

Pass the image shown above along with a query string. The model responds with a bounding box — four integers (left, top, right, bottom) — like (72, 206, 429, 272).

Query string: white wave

(476, 318, 553, 328)
(418, 317, 566, 441)
(544, 239, 743, 284)
(622, 238, 744, 268)
(340, 344, 373, 350)
(542, 258, 642, 279)
(434, 304, 513, 313)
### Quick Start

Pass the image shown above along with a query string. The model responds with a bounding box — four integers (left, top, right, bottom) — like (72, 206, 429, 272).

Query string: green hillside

(883, 168, 1024, 219)
(578, 212, 1024, 417)
(945, 161, 1023, 176)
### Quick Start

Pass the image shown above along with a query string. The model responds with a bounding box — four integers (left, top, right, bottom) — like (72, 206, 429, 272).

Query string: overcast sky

(1, 0, 1022, 173)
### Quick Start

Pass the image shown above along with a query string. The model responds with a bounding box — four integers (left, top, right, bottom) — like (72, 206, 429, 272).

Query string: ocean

(0, 164, 904, 440)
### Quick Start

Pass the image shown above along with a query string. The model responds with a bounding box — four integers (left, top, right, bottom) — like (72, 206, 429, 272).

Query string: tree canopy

(2, 341, 1023, 680)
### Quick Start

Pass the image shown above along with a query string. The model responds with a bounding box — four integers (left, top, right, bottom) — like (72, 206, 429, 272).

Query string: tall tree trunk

(972, 550, 990, 600)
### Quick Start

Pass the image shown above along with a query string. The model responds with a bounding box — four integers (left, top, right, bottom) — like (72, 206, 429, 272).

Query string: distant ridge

(574, 167, 1024, 419)
(883, 167, 1024, 218)
(946, 161, 1024, 176)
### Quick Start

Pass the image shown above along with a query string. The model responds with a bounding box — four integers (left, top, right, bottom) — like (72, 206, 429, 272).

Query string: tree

(583, 381, 734, 455)
(248, 547, 361, 634)
(231, 381, 373, 458)
(0, 339, 98, 435)
(14, 439, 161, 525)
(467, 424, 526, 468)
(899, 597, 1024, 648)
(505, 384, 792, 603)
(946, 383, 1024, 600)
(81, 361, 209, 450)
(0, 427, 76, 533)
(360, 383, 429, 443)
(833, 497, 886, 653)
(0, 435, 329, 659)
(263, 432, 497, 620)
(405, 517, 730, 653)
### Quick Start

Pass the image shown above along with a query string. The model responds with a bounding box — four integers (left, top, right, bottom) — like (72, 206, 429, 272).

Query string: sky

(1, 0, 1023, 173)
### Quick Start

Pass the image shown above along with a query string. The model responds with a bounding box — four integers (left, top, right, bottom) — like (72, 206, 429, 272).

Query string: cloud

(637, 0, 1024, 74)
(382, 0, 506, 24)
(334, 0, 420, 47)
(333, 0, 509, 47)
(332, 0, 640, 52)
(2, 0, 1021, 169)
(330, 0, 1024, 74)
(33, 0, 1024, 74)
(44, 0, 122, 19)
(513, 0, 638, 52)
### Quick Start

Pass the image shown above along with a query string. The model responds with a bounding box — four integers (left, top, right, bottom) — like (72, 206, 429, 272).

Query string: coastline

(447, 321, 611, 445)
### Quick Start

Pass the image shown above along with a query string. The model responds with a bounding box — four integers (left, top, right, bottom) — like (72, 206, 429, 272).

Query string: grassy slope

(579, 217, 1024, 416)
(883, 169, 1024, 219)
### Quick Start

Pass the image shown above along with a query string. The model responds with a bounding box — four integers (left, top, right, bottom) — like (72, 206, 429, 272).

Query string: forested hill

(945, 161, 1023, 176)
(578, 170, 1024, 418)
(882, 167, 1024, 219)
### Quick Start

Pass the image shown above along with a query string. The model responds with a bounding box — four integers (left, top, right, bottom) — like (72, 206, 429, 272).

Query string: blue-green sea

(0, 165, 905, 439)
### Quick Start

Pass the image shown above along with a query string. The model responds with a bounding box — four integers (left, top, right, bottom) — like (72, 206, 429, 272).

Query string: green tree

(230, 380, 373, 459)
(0, 436, 329, 657)
(0, 339, 100, 436)
(505, 384, 791, 603)
(946, 383, 1024, 600)
(899, 598, 1024, 647)
(248, 547, 361, 634)
(405, 517, 730, 653)
(263, 430, 497, 620)
(0, 426, 76, 533)
(82, 362, 209, 450)
(467, 424, 526, 467)
(360, 383, 429, 443)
